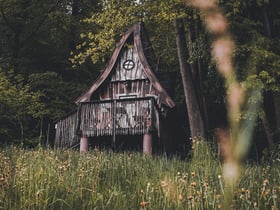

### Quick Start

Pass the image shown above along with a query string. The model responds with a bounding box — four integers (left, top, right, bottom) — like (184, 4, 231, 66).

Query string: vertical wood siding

(79, 98, 159, 138)
(54, 111, 79, 148)
(80, 101, 113, 137)
(55, 98, 160, 148)
(99, 42, 160, 101)
(111, 46, 147, 82)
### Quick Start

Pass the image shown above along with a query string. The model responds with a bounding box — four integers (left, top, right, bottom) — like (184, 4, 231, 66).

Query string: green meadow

(0, 142, 279, 210)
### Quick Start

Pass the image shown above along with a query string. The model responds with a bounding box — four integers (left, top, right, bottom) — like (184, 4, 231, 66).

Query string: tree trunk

(186, 21, 209, 132)
(261, 113, 274, 146)
(273, 93, 280, 144)
(261, 6, 279, 144)
(17, 116, 24, 144)
(173, 18, 205, 140)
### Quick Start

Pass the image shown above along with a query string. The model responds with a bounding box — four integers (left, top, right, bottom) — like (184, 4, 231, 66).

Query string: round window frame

(123, 60, 135, 71)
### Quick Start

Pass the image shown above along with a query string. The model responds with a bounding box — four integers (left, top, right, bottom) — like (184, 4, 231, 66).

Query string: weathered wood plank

(54, 111, 78, 148)
(76, 98, 158, 138)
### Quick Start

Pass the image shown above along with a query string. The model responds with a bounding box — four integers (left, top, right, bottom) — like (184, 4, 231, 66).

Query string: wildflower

(191, 172, 195, 177)
(263, 179, 269, 186)
(140, 201, 149, 207)
(179, 177, 187, 184)
(178, 194, 183, 201)
(217, 204, 222, 209)
(241, 188, 246, 194)
(0, 177, 4, 181)
(146, 182, 151, 192)
(187, 195, 194, 200)
(161, 181, 168, 188)
(191, 181, 197, 187)
(218, 175, 222, 179)
(264, 189, 270, 197)
(36, 191, 42, 198)
(247, 189, 252, 200)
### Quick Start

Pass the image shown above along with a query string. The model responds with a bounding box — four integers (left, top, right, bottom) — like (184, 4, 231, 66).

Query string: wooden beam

(80, 136, 89, 153)
(143, 133, 152, 155)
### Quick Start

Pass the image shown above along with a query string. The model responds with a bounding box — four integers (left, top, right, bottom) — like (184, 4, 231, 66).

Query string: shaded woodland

(0, 0, 280, 156)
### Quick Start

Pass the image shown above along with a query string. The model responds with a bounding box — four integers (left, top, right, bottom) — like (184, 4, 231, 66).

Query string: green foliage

(70, 0, 191, 66)
(0, 146, 279, 209)
(0, 70, 44, 117)
(0, 0, 103, 145)
(228, 2, 280, 90)
(0, 70, 44, 143)
(28, 72, 83, 120)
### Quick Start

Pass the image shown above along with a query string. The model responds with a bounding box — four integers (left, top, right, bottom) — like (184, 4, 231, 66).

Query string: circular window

(123, 60, 135, 70)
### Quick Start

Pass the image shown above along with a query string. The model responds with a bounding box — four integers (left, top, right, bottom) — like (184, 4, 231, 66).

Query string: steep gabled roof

(75, 22, 175, 108)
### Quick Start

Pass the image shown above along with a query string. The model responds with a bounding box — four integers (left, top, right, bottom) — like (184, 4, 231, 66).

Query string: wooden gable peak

(75, 22, 175, 108)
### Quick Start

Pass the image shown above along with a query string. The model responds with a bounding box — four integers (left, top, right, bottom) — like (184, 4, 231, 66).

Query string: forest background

(0, 0, 280, 155)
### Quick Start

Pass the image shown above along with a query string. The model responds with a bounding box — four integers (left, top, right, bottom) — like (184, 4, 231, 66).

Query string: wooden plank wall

(79, 98, 159, 137)
(54, 111, 79, 148)
(99, 46, 158, 100)
(112, 47, 147, 82)
(115, 99, 153, 135)
(80, 101, 113, 137)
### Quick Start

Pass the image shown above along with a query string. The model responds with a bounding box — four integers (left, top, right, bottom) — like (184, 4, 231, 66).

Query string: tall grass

(1, 144, 279, 209)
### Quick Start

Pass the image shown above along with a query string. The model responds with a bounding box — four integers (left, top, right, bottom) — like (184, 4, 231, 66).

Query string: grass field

(0, 142, 279, 210)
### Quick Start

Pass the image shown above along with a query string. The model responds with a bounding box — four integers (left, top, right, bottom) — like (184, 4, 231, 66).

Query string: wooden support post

(80, 136, 89, 153)
(143, 133, 152, 155)
(112, 100, 116, 150)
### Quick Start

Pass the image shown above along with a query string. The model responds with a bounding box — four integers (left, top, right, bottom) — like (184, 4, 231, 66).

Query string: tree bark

(261, 6, 279, 144)
(273, 93, 280, 144)
(261, 114, 274, 146)
(186, 22, 209, 131)
(173, 18, 205, 140)
(17, 116, 24, 144)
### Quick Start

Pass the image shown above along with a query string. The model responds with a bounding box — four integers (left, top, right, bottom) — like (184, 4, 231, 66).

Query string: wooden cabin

(54, 22, 178, 154)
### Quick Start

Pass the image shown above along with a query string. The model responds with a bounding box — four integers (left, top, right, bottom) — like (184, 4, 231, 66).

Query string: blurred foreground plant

(184, 0, 263, 208)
